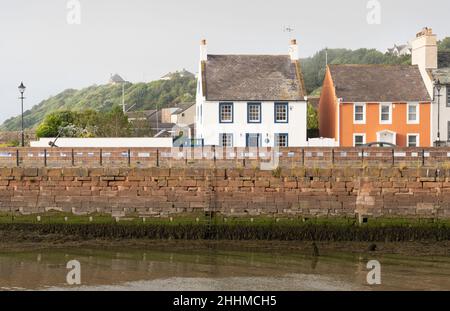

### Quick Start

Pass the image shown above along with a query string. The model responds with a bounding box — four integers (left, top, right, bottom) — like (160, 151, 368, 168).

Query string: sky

(0, 0, 449, 123)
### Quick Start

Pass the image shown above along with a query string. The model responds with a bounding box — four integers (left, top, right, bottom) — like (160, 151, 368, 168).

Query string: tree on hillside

(95, 105, 132, 137)
(35, 107, 132, 138)
(307, 103, 319, 130)
(301, 48, 410, 94)
(438, 37, 450, 51)
(0, 75, 197, 132)
(35, 111, 77, 138)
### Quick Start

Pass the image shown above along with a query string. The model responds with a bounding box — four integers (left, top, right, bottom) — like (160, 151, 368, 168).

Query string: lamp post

(435, 79, 442, 146)
(18, 82, 26, 147)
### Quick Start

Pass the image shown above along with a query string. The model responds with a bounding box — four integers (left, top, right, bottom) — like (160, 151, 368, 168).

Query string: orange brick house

(319, 64, 432, 147)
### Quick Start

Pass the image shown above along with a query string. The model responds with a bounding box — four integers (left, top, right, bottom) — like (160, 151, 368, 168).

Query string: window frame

(353, 133, 366, 147)
(246, 133, 261, 148)
(219, 102, 234, 124)
(446, 86, 450, 108)
(274, 102, 289, 123)
(448, 121, 450, 142)
(219, 133, 233, 147)
(407, 133, 420, 147)
(247, 102, 262, 124)
(353, 103, 366, 124)
(406, 103, 420, 124)
(379, 103, 392, 124)
(274, 133, 289, 147)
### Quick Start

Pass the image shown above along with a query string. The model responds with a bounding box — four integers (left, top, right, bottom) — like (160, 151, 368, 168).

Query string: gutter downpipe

(337, 98, 343, 146)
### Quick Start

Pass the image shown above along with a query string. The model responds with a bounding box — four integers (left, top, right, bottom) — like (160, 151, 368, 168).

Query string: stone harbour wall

(0, 167, 449, 218)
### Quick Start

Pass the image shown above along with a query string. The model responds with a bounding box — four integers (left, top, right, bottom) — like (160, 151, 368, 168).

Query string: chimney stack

(411, 27, 438, 97)
(412, 27, 437, 71)
(289, 39, 299, 61)
(200, 39, 207, 61)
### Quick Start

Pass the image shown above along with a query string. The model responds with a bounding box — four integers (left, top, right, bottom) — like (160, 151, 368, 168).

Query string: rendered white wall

(30, 138, 173, 148)
(196, 100, 308, 147)
(432, 85, 450, 142)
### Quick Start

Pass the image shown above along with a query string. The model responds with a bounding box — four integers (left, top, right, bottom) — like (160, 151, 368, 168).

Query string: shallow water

(0, 245, 449, 291)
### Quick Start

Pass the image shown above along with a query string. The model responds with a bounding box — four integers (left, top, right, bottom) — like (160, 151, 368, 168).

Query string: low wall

(0, 167, 449, 218)
(30, 137, 173, 148)
(1, 147, 450, 169)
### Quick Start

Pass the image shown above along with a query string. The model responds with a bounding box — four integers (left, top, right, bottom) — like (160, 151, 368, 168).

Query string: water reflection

(0, 245, 448, 291)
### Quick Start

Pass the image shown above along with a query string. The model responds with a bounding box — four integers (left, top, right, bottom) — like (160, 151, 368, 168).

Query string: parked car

(434, 141, 450, 147)
(363, 142, 397, 148)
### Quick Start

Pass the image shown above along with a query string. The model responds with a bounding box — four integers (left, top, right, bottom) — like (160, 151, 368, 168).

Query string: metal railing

(0, 147, 450, 168)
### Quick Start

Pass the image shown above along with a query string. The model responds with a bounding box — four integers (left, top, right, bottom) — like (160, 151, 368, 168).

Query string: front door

(246, 133, 261, 147)
(377, 131, 396, 145)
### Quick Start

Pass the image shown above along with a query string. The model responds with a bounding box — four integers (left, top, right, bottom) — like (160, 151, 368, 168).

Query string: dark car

(363, 142, 397, 148)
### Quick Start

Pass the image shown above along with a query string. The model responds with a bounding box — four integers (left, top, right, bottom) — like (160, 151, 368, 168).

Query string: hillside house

(386, 44, 412, 56)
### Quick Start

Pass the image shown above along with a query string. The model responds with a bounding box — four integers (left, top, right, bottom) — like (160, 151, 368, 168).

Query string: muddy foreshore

(0, 229, 449, 257)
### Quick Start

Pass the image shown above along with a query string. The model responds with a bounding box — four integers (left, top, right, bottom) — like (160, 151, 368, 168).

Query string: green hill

(0, 74, 196, 131)
(1, 47, 416, 131)
(301, 48, 411, 94)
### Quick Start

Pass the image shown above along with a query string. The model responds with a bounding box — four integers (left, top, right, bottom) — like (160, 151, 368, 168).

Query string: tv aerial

(283, 25, 295, 33)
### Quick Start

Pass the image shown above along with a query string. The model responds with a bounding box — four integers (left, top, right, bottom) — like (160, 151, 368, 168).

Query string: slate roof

(431, 68, 450, 84)
(126, 110, 157, 120)
(171, 102, 195, 115)
(328, 64, 431, 102)
(203, 55, 306, 101)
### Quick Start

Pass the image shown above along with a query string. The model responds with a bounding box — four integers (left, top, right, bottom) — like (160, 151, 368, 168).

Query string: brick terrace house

(319, 64, 432, 147)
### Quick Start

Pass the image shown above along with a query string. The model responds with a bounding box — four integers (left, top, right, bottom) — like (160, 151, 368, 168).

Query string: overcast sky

(1, 0, 449, 123)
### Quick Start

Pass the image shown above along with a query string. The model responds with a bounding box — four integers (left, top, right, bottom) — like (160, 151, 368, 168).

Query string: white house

(387, 44, 412, 56)
(411, 27, 450, 144)
(431, 69, 450, 143)
(195, 39, 308, 147)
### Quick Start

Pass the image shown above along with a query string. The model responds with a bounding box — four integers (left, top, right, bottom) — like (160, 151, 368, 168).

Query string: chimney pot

(289, 39, 299, 61)
(200, 39, 208, 61)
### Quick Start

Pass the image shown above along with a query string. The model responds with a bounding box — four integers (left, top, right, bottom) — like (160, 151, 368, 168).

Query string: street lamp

(435, 79, 442, 146)
(18, 82, 26, 147)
